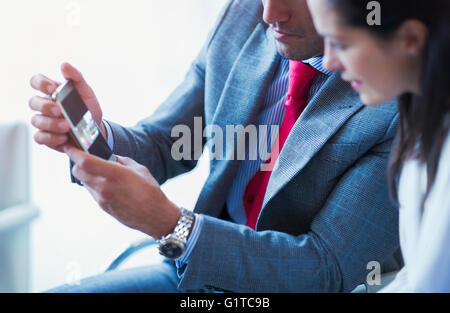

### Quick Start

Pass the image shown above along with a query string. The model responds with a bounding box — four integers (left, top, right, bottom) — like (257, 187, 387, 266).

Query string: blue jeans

(46, 260, 207, 293)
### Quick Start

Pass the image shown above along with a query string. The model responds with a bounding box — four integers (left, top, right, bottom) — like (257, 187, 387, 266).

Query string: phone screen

(53, 81, 115, 161)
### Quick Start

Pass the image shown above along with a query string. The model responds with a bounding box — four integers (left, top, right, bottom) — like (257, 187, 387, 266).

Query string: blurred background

(0, 0, 225, 292)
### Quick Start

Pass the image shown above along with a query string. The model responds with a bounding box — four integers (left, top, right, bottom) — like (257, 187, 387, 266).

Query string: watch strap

(169, 207, 195, 243)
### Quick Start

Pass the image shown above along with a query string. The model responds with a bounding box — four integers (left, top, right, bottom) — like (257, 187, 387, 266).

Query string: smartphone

(52, 80, 116, 161)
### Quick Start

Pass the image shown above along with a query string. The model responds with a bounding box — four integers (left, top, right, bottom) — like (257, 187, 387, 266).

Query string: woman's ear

(396, 19, 429, 56)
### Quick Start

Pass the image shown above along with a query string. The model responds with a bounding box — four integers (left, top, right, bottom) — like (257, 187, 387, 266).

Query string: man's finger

(72, 163, 108, 187)
(61, 63, 97, 103)
(115, 155, 145, 174)
(31, 114, 71, 133)
(115, 156, 137, 167)
(61, 62, 85, 84)
(34, 131, 69, 147)
(72, 163, 97, 186)
(64, 145, 115, 177)
(29, 96, 61, 117)
(84, 185, 115, 217)
(30, 74, 61, 95)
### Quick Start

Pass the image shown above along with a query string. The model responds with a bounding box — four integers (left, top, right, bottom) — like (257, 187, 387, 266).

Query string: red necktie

(243, 61, 320, 229)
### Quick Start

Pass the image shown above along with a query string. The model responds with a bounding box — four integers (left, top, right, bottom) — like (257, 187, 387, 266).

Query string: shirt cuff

(175, 213, 204, 268)
(102, 119, 115, 151)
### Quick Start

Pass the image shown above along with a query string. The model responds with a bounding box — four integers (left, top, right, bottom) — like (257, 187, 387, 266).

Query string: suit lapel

(263, 73, 363, 208)
(195, 23, 280, 216)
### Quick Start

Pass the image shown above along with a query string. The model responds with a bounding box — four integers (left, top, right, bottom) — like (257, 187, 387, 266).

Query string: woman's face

(307, 0, 423, 106)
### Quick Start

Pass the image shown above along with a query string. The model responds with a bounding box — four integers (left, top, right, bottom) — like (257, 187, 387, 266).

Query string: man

(29, 0, 401, 292)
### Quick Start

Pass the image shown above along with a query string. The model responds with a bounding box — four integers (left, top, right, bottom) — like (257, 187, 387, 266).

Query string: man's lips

(271, 27, 299, 41)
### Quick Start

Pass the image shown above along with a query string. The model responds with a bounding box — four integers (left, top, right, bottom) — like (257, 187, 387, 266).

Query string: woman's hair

(326, 0, 450, 207)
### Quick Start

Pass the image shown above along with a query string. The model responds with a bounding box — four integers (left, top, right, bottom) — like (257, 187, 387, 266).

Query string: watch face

(160, 240, 185, 259)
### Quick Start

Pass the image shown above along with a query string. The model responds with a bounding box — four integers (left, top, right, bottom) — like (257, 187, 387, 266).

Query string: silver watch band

(171, 207, 195, 243)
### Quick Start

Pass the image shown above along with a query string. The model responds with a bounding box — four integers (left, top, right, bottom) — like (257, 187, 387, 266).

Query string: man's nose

(262, 0, 290, 25)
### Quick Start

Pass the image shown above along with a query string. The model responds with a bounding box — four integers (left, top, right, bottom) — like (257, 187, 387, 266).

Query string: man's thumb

(61, 62, 84, 83)
(116, 156, 135, 166)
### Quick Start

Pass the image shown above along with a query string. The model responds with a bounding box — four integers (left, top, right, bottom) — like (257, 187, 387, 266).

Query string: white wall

(1, 0, 225, 292)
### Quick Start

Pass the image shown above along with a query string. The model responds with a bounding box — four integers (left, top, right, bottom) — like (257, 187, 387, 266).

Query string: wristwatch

(158, 207, 195, 260)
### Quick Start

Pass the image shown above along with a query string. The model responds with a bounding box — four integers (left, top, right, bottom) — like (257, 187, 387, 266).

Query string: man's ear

(395, 19, 429, 56)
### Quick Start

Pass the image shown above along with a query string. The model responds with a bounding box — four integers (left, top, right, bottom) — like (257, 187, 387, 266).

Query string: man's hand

(64, 145, 181, 239)
(29, 63, 106, 153)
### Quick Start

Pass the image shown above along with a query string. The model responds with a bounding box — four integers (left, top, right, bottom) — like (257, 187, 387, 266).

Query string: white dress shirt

(380, 131, 450, 292)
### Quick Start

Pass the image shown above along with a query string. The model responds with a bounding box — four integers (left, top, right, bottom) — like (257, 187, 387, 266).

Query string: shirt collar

(302, 56, 332, 76)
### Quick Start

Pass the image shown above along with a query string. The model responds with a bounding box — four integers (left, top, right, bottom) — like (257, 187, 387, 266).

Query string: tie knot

(287, 60, 321, 101)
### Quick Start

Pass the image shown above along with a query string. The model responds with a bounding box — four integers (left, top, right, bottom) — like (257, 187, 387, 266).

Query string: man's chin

(276, 45, 299, 61)
(275, 40, 323, 61)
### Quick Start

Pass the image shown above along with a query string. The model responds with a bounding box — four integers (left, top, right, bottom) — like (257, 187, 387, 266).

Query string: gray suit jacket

(105, 0, 402, 292)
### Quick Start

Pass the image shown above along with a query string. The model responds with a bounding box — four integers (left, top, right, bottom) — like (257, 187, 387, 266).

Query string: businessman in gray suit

(29, 0, 402, 292)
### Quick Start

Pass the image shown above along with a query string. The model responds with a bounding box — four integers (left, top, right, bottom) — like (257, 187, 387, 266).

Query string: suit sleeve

(177, 114, 401, 293)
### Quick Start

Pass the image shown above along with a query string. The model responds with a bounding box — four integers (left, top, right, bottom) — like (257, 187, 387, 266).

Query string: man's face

(262, 0, 324, 60)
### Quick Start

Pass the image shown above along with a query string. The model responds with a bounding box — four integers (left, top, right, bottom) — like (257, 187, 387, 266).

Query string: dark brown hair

(327, 0, 450, 205)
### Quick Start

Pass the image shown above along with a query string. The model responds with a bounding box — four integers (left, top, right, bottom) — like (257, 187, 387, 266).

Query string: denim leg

(45, 260, 196, 293)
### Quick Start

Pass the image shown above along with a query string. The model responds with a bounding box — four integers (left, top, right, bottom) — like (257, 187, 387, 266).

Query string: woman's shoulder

(398, 129, 450, 203)
(426, 130, 450, 205)
(438, 131, 450, 173)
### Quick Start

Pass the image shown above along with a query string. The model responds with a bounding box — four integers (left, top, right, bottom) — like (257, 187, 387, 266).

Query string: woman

(307, 0, 450, 292)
